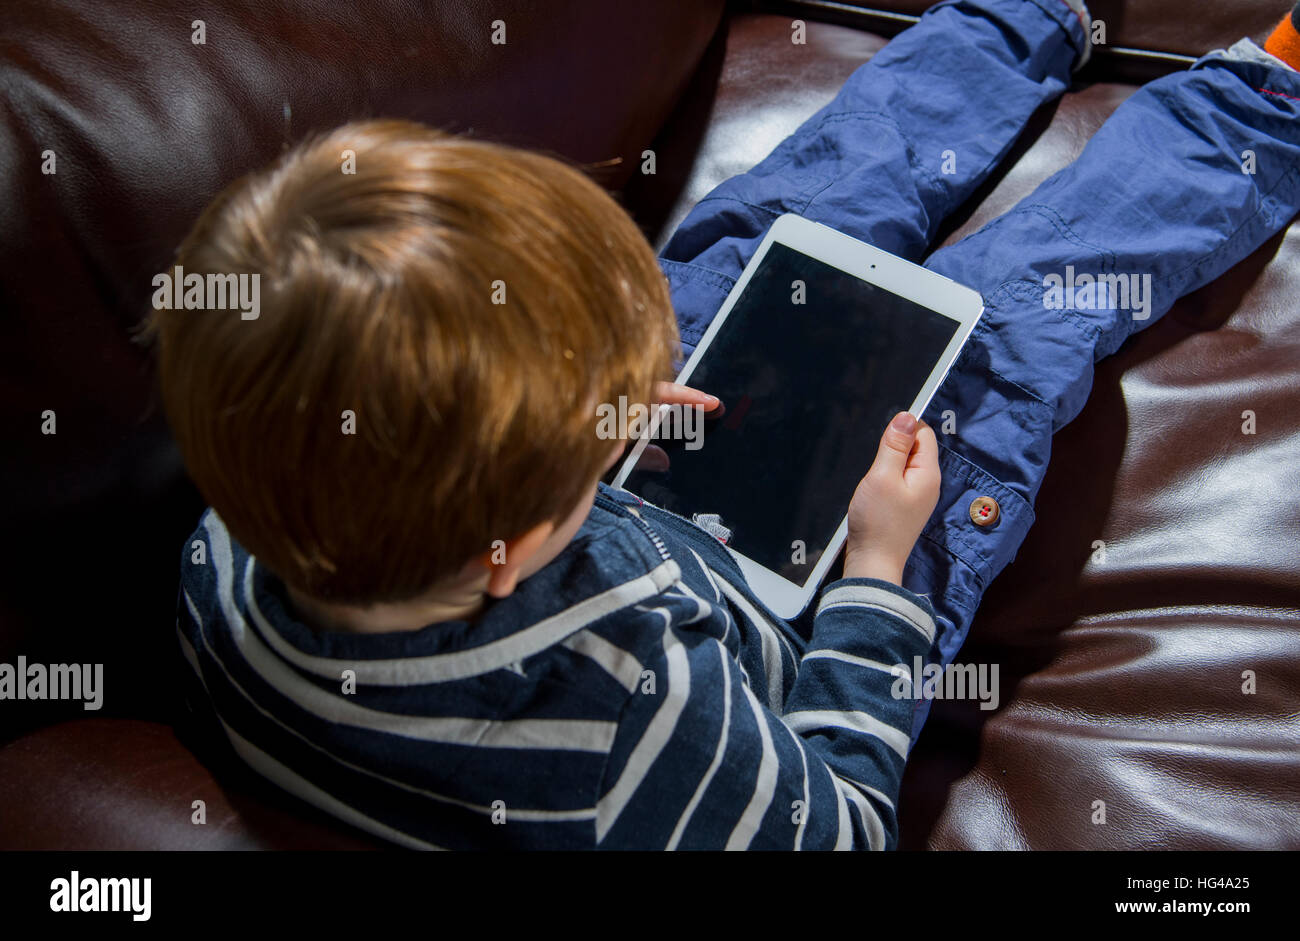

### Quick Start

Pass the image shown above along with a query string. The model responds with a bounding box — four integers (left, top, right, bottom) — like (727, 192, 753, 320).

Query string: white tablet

(611, 213, 984, 619)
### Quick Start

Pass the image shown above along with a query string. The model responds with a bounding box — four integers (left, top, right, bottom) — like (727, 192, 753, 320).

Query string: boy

(154, 0, 1300, 849)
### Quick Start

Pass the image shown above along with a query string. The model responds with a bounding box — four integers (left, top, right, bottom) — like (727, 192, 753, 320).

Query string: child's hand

(842, 412, 941, 586)
(631, 382, 721, 473)
(652, 381, 719, 413)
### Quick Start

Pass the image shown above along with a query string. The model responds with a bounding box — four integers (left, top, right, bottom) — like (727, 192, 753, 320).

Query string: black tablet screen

(622, 242, 959, 582)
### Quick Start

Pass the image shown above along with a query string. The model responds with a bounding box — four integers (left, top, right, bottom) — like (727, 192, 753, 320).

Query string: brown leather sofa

(2, 0, 1297, 850)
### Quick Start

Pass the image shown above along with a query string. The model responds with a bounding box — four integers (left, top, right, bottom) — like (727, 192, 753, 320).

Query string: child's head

(152, 119, 678, 607)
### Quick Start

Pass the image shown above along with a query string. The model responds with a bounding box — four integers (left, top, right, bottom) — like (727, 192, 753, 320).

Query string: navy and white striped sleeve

(781, 576, 937, 847)
(594, 577, 934, 850)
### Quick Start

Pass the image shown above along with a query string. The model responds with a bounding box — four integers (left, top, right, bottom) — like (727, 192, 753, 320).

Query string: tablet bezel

(611, 213, 984, 619)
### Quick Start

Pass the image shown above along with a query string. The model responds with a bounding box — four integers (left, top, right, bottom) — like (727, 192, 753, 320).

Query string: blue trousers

(657, 0, 1300, 740)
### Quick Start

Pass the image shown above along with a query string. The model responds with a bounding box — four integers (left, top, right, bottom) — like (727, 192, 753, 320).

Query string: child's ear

(480, 521, 555, 599)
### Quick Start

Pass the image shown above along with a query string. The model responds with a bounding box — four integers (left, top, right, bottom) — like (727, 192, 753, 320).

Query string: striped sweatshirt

(175, 481, 937, 849)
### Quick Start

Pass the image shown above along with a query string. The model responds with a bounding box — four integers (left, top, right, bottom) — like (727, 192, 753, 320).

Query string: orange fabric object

(1265, 11, 1300, 69)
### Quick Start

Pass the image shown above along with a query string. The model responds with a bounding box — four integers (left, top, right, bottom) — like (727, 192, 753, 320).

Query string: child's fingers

(905, 420, 938, 472)
(872, 412, 919, 477)
(633, 443, 671, 473)
(651, 381, 720, 411)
